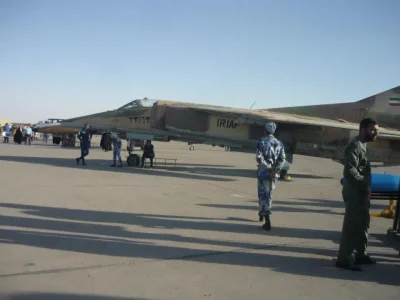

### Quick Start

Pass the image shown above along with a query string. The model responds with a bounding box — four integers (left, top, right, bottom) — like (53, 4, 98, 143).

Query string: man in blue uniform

(76, 124, 91, 165)
(110, 132, 123, 167)
(3, 123, 11, 143)
(256, 121, 286, 230)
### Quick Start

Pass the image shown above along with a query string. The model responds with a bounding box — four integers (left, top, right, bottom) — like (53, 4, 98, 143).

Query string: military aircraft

(33, 118, 103, 146)
(32, 118, 68, 144)
(53, 95, 400, 175)
(269, 85, 400, 130)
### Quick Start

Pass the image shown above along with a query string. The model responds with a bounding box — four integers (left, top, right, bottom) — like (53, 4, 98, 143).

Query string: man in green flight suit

(336, 118, 379, 271)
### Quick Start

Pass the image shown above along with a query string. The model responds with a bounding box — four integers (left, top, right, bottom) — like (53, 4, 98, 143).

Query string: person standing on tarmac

(110, 132, 123, 167)
(76, 124, 91, 165)
(3, 123, 11, 143)
(336, 118, 378, 271)
(141, 140, 155, 168)
(256, 121, 286, 231)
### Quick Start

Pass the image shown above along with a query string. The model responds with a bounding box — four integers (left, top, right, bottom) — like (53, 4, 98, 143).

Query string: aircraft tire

(127, 154, 141, 167)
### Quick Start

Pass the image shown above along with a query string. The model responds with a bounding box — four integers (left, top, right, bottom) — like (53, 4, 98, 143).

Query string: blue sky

(1, 0, 399, 121)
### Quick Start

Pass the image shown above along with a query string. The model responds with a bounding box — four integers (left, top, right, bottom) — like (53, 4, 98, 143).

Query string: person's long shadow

(0, 156, 233, 182)
(246, 198, 387, 211)
(0, 203, 340, 240)
(370, 233, 400, 252)
(293, 198, 387, 210)
(0, 155, 333, 181)
(28, 143, 102, 151)
(198, 202, 342, 215)
(3, 293, 146, 300)
(1, 227, 399, 286)
(156, 165, 334, 180)
(0, 204, 399, 285)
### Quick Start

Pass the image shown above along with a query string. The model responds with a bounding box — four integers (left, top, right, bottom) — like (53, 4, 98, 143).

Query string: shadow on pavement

(0, 203, 399, 286)
(294, 198, 387, 210)
(0, 156, 233, 182)
(0, 204, 340, 240)
(247, 198, 387, 211)
(0, 155, 333, 180)
(371, 233, 400, 253)
(3, 293, 147, 300)
(156, 166, 334, 180)
(198, 202, 343, 216)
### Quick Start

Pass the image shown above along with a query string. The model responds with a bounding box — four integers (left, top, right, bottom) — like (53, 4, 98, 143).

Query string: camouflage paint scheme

(50, 93, 400, 167)
(269, 85, 400, 130)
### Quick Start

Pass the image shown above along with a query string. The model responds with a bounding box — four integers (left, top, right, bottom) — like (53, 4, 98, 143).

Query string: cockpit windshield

(117, 98, 158, 110)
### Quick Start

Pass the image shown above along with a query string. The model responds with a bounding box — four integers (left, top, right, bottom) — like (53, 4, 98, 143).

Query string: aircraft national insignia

(389, 97, 400, 106)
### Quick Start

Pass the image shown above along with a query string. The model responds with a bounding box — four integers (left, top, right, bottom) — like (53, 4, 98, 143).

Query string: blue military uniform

(76, 125, 91, 165)
(3, 123, 11, 143)
(256, 121, 286, 230)
(110, 132, 123, 167)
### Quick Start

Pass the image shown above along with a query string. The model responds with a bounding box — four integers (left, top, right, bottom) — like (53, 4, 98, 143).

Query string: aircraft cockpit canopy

(117, 98, 158, 110)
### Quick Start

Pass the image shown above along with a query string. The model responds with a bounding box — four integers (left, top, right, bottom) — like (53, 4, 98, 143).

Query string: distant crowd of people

(1, 123, 41, 145)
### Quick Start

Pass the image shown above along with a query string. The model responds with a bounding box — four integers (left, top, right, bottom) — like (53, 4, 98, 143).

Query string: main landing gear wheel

(127, 154, 141, 167)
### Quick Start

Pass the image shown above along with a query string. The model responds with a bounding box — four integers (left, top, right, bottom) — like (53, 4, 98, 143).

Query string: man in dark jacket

(141, 140, 155, 168)
(100, 132, 113, 152)
(76, 124, 91, 165)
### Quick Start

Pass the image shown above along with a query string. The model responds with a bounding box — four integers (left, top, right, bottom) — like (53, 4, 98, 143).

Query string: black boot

(355, 255, 376, 265)
(82, 158, 86, 165)
(262, 212, 271, 231)
(118, 159, 123, 167)
(76, 157, 81, 165)
(258, 210, 264, 222)
(335, 260, 362, 271)
(258, 205, 266, 222)
(110, 160, 116, 167)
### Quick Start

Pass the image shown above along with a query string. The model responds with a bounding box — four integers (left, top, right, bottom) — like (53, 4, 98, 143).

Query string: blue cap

(265, 121, 277, 134)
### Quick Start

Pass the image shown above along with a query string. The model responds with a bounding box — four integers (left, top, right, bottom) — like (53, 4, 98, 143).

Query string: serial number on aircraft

(216, 118, 239, 129)
(128, 116, 150, 124)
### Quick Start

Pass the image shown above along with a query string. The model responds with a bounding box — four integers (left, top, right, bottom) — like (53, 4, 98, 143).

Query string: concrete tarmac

(0, 138, 399, 300)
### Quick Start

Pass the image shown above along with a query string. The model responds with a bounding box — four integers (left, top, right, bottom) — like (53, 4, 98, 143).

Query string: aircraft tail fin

(268, 85, 400, 130)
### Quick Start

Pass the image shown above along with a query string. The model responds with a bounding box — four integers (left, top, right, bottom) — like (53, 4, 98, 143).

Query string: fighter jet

(56, 95, 400, 174)
(268, 85, 400, 130)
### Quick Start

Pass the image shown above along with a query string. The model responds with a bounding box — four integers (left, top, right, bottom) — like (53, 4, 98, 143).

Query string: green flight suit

(337, 136, 371, 265)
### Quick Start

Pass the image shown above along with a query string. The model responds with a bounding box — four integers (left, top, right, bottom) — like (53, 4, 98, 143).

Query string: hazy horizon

(1, 0, 399, 122)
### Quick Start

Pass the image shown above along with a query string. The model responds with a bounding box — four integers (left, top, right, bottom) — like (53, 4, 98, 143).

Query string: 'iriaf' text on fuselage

(216, 118, 238, 129)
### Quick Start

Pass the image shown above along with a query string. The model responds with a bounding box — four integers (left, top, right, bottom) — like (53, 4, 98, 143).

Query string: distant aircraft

(32, 118, 71, 145)
(33, 118, 103, 145)
(49, 96, 400, 175)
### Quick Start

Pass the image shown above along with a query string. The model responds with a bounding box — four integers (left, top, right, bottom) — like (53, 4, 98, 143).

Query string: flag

(389, 97, 400, 106)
